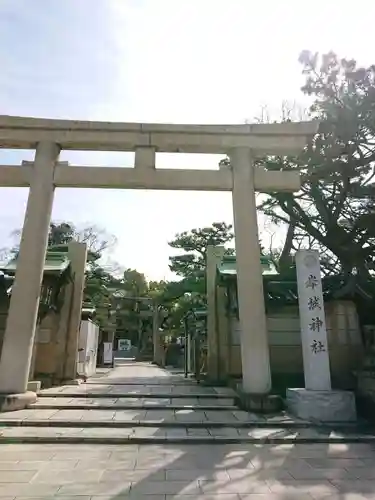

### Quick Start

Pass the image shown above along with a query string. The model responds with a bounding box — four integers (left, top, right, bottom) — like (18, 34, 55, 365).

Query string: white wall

(77, 319, 99, 377)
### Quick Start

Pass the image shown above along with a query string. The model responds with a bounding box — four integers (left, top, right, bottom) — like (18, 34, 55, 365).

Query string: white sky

(1, 0, 374, 280)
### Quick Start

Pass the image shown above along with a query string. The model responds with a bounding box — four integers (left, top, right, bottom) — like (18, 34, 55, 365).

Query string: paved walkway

(0, 361, 313, 442)
(0, 362, 375, 498)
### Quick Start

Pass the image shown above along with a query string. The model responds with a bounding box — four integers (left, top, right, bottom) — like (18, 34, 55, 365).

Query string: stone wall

(0, 242, 88, 388)
(33, 313, 62, 376)
(357, 372, 375, 411)
(355, 345, 375, 417)
(228, 300, 363, 390)
(0, 282, 82, 387)
(0, 302, 62, 385)
(31, 282, 77, 386)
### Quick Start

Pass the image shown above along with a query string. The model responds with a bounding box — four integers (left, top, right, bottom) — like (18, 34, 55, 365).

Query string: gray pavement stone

(187, 428, 210, 436)
(133, 427, 165, 438)
(142, 398, 170, 405)
(166, 469, 230, 481)
(204, 410, 236, 422)
(80, 410, 115, 421)
(209, 428, 240, 437)
(112, 398, 145, 406)
(330, 479, 375, 494)
(57, 481, 132, 496)
(0, 461, 45, 471)
(94, 496, 165, 500)
(214, 387, 236, 396)
(51, 449, 111, 460)
(266, 478, 339, 496)
(113, 409, 146, 421)
(239, 495, 312, 499)
(2, 363, 375, 499)
(200, 398, 235, 406)
(15, 497, 92, 500)
(101, 468, 166, 482)
(75, 458, 135, 470)
(0, 483, 59, 496)
(305, 457, 366, 468)
(130, 479, 201, 495)
(227, 467, 293, 481)
(49, 410, 84, 421)
(166, 496, 239, 500)
(0, 452, 54, 462)
(171, 398, 199, 406)
(79, 427, 133, 437)
(39, 460, 79, 471)
(2, 440, 375, 499)
(200, 478, 270, 494)
(31, 468, 103, 484)
(233, 411, 262, 422)
(144, 410, 175, 422)
(24, 410, 60, 420)
(0, 470, 37, 483)
(0, 410, 29, 420)
(174, 410, 206, 422)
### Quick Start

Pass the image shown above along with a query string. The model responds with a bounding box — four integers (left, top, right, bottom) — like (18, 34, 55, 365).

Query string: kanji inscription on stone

(305, 274, 318, 289)
(307, 296, 321, 311)
(295, 249, 331, 391)
(311, 339, 326, 354)
(309, 317, 324, 332)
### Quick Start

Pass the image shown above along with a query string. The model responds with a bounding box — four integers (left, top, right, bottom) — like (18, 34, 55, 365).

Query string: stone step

(31, 395, 235, 405)
(84, 380, 200, 386)
(0, 408, 257, 426)
(0, 425, 374, 444)
(0, 418, 368, 430)
(1, 406, 370, 430)
(30, 403, 239, 411)
(38, 392, 235, 399)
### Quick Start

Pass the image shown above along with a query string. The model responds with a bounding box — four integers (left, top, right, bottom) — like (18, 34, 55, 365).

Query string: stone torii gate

(0, 115, 317, 408)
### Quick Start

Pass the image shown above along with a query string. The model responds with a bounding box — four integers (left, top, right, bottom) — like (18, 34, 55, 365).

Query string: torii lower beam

(0, 164, 300, 192)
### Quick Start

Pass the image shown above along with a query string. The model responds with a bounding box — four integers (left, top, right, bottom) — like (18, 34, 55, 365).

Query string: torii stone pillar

(230, 147, 271, 394)
(0, 142, 59, 406)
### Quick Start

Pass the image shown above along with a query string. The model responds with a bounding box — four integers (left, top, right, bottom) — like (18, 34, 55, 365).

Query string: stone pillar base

(27, 381, 41, 393)
(236, 384, 283, 413)
(63, 379, 82, 386)
(0, 391, 37, 412)
(286, 388, 357, 422)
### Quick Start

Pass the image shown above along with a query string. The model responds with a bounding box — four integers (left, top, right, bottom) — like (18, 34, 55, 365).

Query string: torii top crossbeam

(0, 115, 316, 154)
(0, 115, 318, 192)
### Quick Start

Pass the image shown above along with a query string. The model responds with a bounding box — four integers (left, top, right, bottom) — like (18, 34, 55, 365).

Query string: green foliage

(152, 222, 235, 334)
(148, 280, 169, 300)
(8, 221, 117, 264)
(256, 50, 375, 281)
(168, 222, 234, 279)
(111, 269, 152, 350)
(122, 269, 148, 296)
(48, 222, 116, 263)
(48, 222, 75, 246)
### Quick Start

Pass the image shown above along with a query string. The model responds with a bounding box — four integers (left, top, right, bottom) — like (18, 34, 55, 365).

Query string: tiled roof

(217, 255, 278, 277)
(0, 250, 71, 275)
